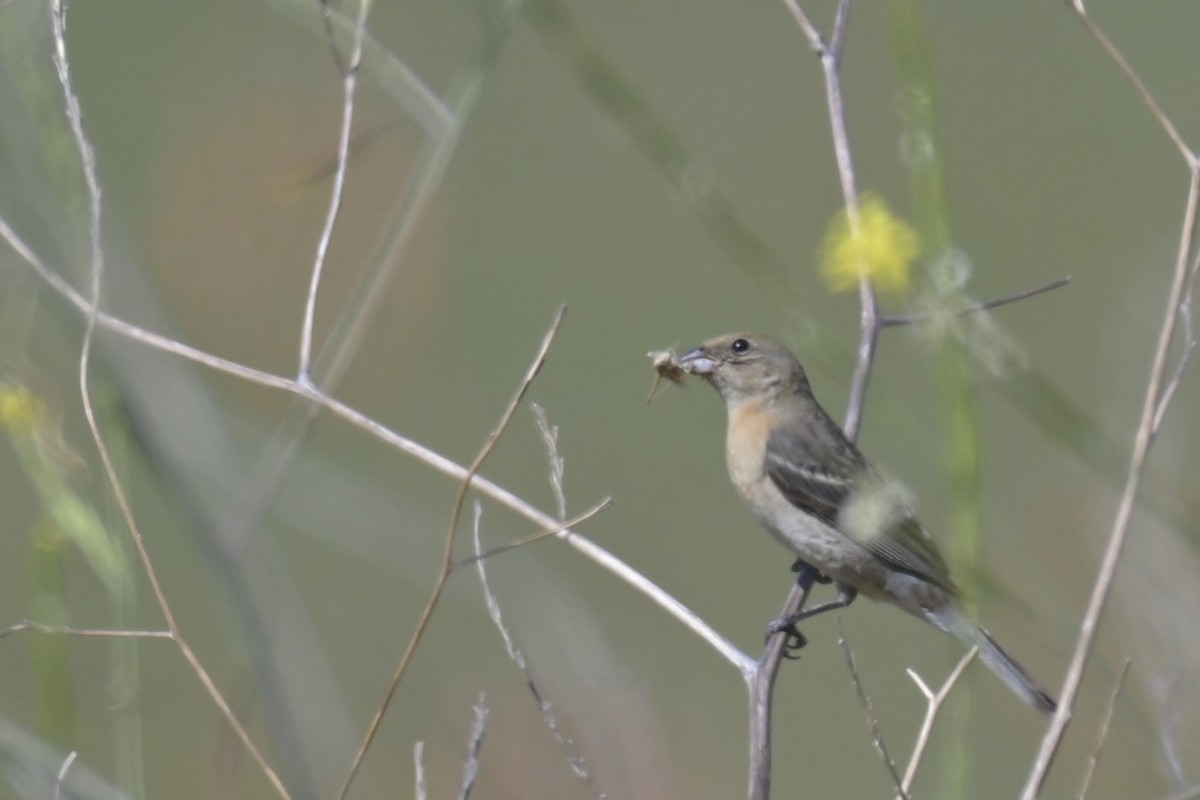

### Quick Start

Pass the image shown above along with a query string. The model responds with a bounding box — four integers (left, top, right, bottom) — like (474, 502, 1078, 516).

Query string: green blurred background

(1, 0, 1198, 798)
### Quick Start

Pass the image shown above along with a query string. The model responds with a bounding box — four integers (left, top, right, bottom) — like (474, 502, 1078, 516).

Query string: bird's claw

(766, 616, 808, 658)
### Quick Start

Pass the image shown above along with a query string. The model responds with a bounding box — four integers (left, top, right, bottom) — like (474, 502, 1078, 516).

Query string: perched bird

(677, 332, 1056, 713)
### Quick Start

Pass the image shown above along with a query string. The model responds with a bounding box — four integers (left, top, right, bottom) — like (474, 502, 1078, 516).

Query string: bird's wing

(763, 424, 856, 527)
(763, 410, 870, 526)
(847, 502, 957, 593)
(765, 420, 957, 593)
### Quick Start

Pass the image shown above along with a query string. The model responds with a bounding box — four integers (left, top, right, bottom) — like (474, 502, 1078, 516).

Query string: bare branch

(299, 0, 371, 381)
(456, 695, 489, 800)
(0, 216, 752, 683)
(471, 503, 605, 797)
(219, 0, 497, 559)
(1077, 659, 1130, 799)
(843, 293, 881, 442)
(1020, 9, 1200, 787)
(453, 498, 613, 570)
(0, 621, 172, 640)
(782, 0, 875, 438)
(339, 305, 566, 799)
(838, 621, 909, 800)
(829, 0, 851, 63)
(1023, 176, 1199, 798)
(49, 0, 103, 306)
(897, 647, 978, 798)
(1068, 1, 1197, 169)
(53, 751, 77, 800)
(414, 741, 426, 800)
(748, 567, 818, 800)
(1020, 8, 1200, 796)
(780, 0, 824, 54)
(797, 0, 880, 442)
(50, 1, 291, 796)
(883, 277, 1071, 328)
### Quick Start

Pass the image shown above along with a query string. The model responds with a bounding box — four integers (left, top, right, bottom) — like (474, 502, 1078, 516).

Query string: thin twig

(897, 647, 978, 798)
(1023, 174, 1200, 799)
(456, 695, 489, 800)
(1020, 6, 1200, 785)
(453, 498, 612, 570)
(0, 217, 751, 685)
(785, 0, 880, 437)
(845, 291, 882, 442)
(49, 2, 291, 797)
(829, 0, 851, 60)
(1077, 659, 1130, 799)
(780, 0, 823, 52)
(471, 504, 605, 797)
(883, 277, 1071, 327)
(838, 620, 909, 800)
(220, 0, 493, 558)
(809, 0, 880, 442)
(0, 621, 172, 640)
(338, 306, 567, 800)
(53, 751, 77, 800)
(414, 741, 426, 800)
(299, 0, 370, 381)
(1067, 0, 1200, 446)
(49, 0, 103, 311)
(1068, 1, 1196, 170)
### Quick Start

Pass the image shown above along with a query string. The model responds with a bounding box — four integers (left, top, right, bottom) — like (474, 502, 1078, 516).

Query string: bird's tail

(942, 614, 1057, 714)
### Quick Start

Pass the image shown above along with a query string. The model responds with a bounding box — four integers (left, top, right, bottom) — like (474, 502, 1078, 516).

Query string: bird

(676, 332, 1056, 713)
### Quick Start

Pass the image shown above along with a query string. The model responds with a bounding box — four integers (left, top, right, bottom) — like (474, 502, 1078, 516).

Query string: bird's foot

(765, 615, 808, 659)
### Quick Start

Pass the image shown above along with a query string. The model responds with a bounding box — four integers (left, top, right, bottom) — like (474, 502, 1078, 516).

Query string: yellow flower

(820, 193, 921, 295)
(0, 383, 44, 433)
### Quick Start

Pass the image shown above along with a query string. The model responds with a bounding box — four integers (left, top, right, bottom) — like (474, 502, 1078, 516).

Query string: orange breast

(725, 401, 772, 490)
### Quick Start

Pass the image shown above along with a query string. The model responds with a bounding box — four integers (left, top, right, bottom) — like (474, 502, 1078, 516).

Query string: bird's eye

(730, 338, 750, 354)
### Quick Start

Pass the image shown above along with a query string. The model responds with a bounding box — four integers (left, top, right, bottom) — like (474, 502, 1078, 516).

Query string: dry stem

(50, 0, 291, 794)
(838, 621, 909, 800)
(299, 0, 371, 380)
(1076, 659, 1130, 799)
(897, 647, 977, 798)
(337, 306, 567, 799)
(1021, 2, 1200, 793)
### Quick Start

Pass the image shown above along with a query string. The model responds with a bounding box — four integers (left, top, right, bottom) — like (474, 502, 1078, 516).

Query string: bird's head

(677, 333, 811, 406)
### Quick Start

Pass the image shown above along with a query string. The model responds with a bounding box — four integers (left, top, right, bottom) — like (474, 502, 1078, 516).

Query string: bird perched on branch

(675, 332, 1056, 713)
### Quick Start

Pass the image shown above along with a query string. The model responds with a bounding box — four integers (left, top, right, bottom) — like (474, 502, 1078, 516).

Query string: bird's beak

(677, 347, 718, 375)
